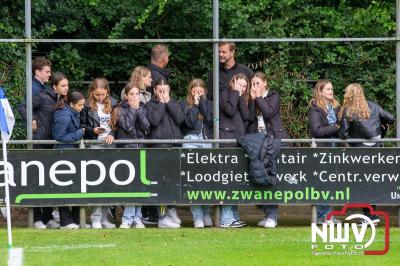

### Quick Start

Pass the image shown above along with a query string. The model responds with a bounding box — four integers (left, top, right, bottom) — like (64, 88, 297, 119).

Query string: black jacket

(116, 101, 150, 148)
(80, 98, 118, 139)
(247, 91, 290, 140)
(339, 101, 395, 140)
(145, 97, 185, 147)
(147, 63, 171, 92)
(237, 132, 281, 186)
(219, 89, 249, 146)
(308, 101, 340, 147)
(16, 88, 59, 142)
(206, 62, 253, 100)
(180, 98, 213, 139)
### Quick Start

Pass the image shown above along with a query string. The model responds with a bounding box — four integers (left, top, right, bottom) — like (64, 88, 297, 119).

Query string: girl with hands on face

(146, 78, 185, 229)
(180, 79, 213, 228)
(247, 71, 291, 229)
(111, 82, 150, 229)
(218, 73, 251, 228)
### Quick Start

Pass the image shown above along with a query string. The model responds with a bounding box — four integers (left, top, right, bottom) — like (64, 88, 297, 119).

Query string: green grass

(0, 227, 399, 266)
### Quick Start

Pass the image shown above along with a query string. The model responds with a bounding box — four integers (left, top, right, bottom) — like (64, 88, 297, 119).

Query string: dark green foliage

(0, 0, 397, 140)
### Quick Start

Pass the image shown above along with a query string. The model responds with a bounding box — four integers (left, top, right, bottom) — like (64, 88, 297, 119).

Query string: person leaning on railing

(80, 78, 117, 230)
(339, 83, 395, 226)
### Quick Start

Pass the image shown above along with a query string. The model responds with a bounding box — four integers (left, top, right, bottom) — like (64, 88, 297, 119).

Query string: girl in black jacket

(80, 78, 117, 229)
(339, 83, 395, 147)
(146, 78, 184, 229)
(111, 82, 150, 229)
(339, 83, 395, 225)
(219, 74, 250, 228)
(308, 79, 341, 225)
(248, 72, 290, 229)
(80, 78, 117, 147)
(180, 79, 213, 228)
(111, 82, 150, 149)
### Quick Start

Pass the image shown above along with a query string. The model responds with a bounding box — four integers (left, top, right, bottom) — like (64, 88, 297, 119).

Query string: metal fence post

(212, 0, 220, 228)
(311, 138, 317, 223)
(396, 0, 400, 227)
(79, 139, 86, 228)
(25, 0, 34, 228)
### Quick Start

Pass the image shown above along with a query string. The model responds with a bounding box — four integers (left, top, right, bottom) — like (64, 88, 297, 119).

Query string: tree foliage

(0, 0, 396, 141)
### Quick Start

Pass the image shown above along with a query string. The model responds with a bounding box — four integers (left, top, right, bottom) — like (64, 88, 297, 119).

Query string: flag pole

(2, 135, 12, 249)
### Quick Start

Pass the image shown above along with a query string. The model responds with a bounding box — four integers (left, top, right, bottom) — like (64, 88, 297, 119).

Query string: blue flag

(0, 87, 15, 142)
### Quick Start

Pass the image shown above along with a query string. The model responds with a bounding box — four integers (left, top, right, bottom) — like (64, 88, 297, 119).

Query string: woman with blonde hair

(339, 83, 394, 147)
(308, 79, 341, 225)
(339, 83, 394, 225)
(121, 66, 153, 103)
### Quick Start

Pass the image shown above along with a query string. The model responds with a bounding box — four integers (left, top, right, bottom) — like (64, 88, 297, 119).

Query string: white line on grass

(25, 243, 116, 252)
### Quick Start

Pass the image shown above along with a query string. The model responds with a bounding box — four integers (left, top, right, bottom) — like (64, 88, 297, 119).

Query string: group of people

(8, 42, 394, 230)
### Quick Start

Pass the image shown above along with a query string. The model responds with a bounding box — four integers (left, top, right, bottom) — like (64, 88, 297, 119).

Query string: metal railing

(1, 0, 400, 228)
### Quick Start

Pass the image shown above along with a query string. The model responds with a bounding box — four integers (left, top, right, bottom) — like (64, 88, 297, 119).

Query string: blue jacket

(32, 77, 47, 95)
(52, 107, 84, 149)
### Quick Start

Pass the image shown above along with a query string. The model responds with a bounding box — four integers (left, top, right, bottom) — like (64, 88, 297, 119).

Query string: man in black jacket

(206, 42, 253, 100)
(143, 44, 172, 224)
(147, 44, 171, 93)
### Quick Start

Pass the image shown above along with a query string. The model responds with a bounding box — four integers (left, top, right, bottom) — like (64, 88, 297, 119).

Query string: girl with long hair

(180, 79, 213, 228)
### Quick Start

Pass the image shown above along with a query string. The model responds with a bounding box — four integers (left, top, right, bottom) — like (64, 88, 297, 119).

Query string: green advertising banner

(0, 148, 399, 206)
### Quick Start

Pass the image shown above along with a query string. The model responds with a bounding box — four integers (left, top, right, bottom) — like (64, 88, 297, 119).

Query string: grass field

(0, 227, 398, 266)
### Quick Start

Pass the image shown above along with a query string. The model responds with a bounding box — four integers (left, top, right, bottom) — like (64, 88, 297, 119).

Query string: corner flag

(0, 87, 15, 142)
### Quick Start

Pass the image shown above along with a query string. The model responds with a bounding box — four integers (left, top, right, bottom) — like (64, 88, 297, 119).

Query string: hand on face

(157, 85, 170, 103)
(129, 97, 140, 109)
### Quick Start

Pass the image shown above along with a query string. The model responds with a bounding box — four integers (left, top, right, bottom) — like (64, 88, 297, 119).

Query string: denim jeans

(184, 134, 212, 221)
(317, 205, 331, 219)
(182, 134, 212, 149)
(191, 206, 211, 221)
(263, 205, 278, 221)
(122, 206, 142, 225)
(220, 206, 236, 224)
(90, 206, 110, 223)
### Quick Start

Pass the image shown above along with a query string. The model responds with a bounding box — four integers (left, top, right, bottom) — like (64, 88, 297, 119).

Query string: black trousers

(59, 207, 80, 226)
(33, 207, 53, 223)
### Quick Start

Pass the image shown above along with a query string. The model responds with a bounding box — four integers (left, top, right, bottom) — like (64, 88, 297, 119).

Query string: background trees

(0, 0, 396, 140)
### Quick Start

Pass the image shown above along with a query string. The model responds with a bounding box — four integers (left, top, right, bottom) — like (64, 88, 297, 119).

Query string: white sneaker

(133, 217, 145, 229)
(119, 222, 131, 229)
(82, 223, 92, 229)
(34, 221, 47, 229)
(203, 215, 213, 227)
(194, 219, 204, 228)
(52, 210, 60, 223)
(0, 207, 7, 219)
(264, 218, 277, 228)
(166, 208, 181, 225)
(257, 218, 267, 227)
(60, 223, 79, 230)
(101, 219, 116, 229)
(92, 221, 102, 229)
(158, 216, 180, 229)
(46, 219, 60, 229)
